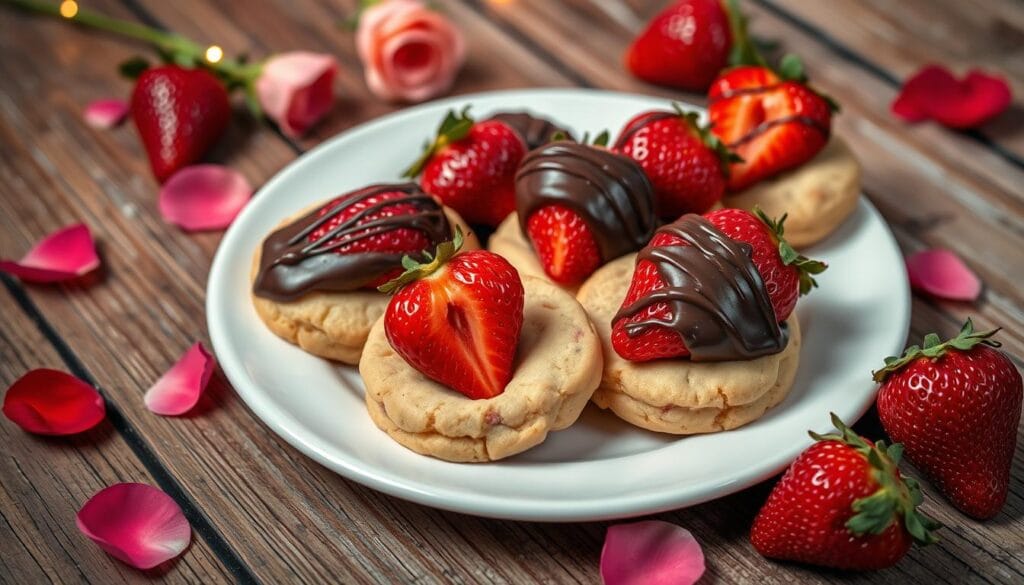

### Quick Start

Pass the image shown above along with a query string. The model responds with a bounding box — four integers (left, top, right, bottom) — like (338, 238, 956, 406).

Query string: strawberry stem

(402, 107, 475, 178)
(810, 413, 941, 546)
(378, 226, 465, 294)
(4, 0, 265, 112)
(872, 318, 1001, 382)
(723, 0, 766, 67)
(753, 207, 827, 295)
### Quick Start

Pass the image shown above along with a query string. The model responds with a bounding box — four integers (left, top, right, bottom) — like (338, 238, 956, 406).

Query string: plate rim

(207, 87, 910, 522)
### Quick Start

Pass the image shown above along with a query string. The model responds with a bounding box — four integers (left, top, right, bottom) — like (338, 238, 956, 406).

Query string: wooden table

(1, 1, 1022, 583)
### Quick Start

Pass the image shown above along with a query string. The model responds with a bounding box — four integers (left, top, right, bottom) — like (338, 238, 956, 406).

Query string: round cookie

(360, 275, 603, 462)
(722, 137, 860, 248)
(577, 254, 802, 434)
(251, 205, 479, 364)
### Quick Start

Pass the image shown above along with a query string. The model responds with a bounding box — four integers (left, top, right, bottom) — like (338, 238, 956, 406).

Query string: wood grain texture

(0, 0, 1021, 583)
(0, 283, 232, 584)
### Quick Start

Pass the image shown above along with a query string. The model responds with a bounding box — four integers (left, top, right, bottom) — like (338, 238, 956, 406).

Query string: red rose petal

(892, 65, 1012, 129)
(0, 224, 100, 283)
(144, 342, 215, 416)
(906, 249, 981, 302)
(3, 369, 105, 435)
(158, 165, 252, 231)
(601, 521, 705, 585)
(84, 99, 130, 129)
(77, 483, 191, 569)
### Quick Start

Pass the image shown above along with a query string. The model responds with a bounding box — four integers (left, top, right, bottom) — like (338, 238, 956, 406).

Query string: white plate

(208, 88, 909, 522)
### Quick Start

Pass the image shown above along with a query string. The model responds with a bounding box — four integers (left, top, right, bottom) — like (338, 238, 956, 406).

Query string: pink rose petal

(144, 342, 215, 416)
(601, 521, 705, 585)
(158, 165, 252, 231)
(83, 98, 130, 129)
(906, 249, 982, 302)
(0, 224, 100, 283)
(255, 51, 339, 138)
(3, 369, 105, 435)
(892, 65, 1012, 129)
(77, 483, 191, 569)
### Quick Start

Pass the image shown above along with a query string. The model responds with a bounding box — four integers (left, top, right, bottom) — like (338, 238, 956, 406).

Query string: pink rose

(255, 51, 339, 138)
(356, 0, 466, 103)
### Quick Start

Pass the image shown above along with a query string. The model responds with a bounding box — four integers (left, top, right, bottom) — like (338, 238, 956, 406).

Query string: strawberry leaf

(778, 54, 807, 82)
(754, 207, 827, 295)
(378, 226, 465, 294)
(872, 318, 1002, 382)
(724, 0, 766, 67)
(118, 56, 151, 79)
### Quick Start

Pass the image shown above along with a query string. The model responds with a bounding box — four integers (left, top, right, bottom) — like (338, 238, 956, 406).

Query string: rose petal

(158, 165, 252, 231)
(601, 521, 705, 585)
(145, 343, 215, 416)
(892, 65, 1012, 129)
(83, 99, 130, 129)
(3, 369, 105, 435)
(77, 483, 191, 569)
(0, 224, 100, 283)
(906, 249, 982, 302)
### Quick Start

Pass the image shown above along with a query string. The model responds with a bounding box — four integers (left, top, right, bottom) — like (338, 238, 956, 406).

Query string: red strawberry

(525, 205, 602, 286)
(612, 208, 825, 361)
(614, 106, 739, 219)
(625, 0, 732, 91)
(708, 58, 834, 191)
(308, 187, 441, 289)
(751, 414, 940, 570)
(404, 108, 526, 227)
(131, 65, 231, 182)
(873, 320, 1023, 519)
(380, 229, 524, 399)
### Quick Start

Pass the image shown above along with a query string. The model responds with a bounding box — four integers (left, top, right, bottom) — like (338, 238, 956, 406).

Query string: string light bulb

(59, 0, 78, 18)
(204, 45, 224, 64)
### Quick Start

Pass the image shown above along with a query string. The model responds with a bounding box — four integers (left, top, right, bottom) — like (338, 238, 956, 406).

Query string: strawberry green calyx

(378, 226, 465, 294)
(723, 0, 766, 68)
(872, 319, 1002, 382)
(672, 102, 743, 175)
(402, 107, 475, 178)
(810, 413, 941, 546)
(754, 207, 827, 295)
(579, 130, 611, 148)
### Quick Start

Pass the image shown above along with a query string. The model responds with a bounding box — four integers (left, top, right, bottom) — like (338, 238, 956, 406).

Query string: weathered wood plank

(0, 283, 233, 584)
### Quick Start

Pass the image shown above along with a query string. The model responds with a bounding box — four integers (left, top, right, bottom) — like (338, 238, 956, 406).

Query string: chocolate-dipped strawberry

(515, 139, 658, 286)
(253, 183, 452, 302)
(612, 208, 825, 362)
(486, 111, 573, 151)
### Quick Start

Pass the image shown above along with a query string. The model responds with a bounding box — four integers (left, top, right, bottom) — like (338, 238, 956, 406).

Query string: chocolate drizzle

(515, 141, 657, 262)
(253, 183, 451, 302)
(488, 112, 572, 151)
(614, 215, 788, 361)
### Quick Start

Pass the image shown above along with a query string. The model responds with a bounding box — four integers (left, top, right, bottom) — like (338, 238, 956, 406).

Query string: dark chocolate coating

(514, 141, 657, 262)
(487, 112, 573, 151)
(614, 214, 788, 361)
(253, 183, 451, 302)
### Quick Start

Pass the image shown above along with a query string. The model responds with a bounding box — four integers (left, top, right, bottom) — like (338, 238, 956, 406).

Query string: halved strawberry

(708, 58, 834, 191)
(525, 205, 601, 286)
(380, 229, 524, 399)
(611, 208, 825, 362)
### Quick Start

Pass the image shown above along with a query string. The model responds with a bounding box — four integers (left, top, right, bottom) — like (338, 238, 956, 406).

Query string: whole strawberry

(380, 228, 524, 399)
(625, 0, 733, 91)
(708, 57, 835, 191)
(612, 208, 825, 361)
(751, 414, 940, 570)
(131, 65, 231, 182)
(873, 320, 1023, 519)
(404, 108, 526, 227)
(614, 106, 740, 219)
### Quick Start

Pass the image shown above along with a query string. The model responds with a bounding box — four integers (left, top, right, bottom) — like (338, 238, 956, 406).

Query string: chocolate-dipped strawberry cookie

(251, 182, 479, 363)
(489, 139, 658, 289)
(577, 208, 826, 434)
(709, 58, 861, 247)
